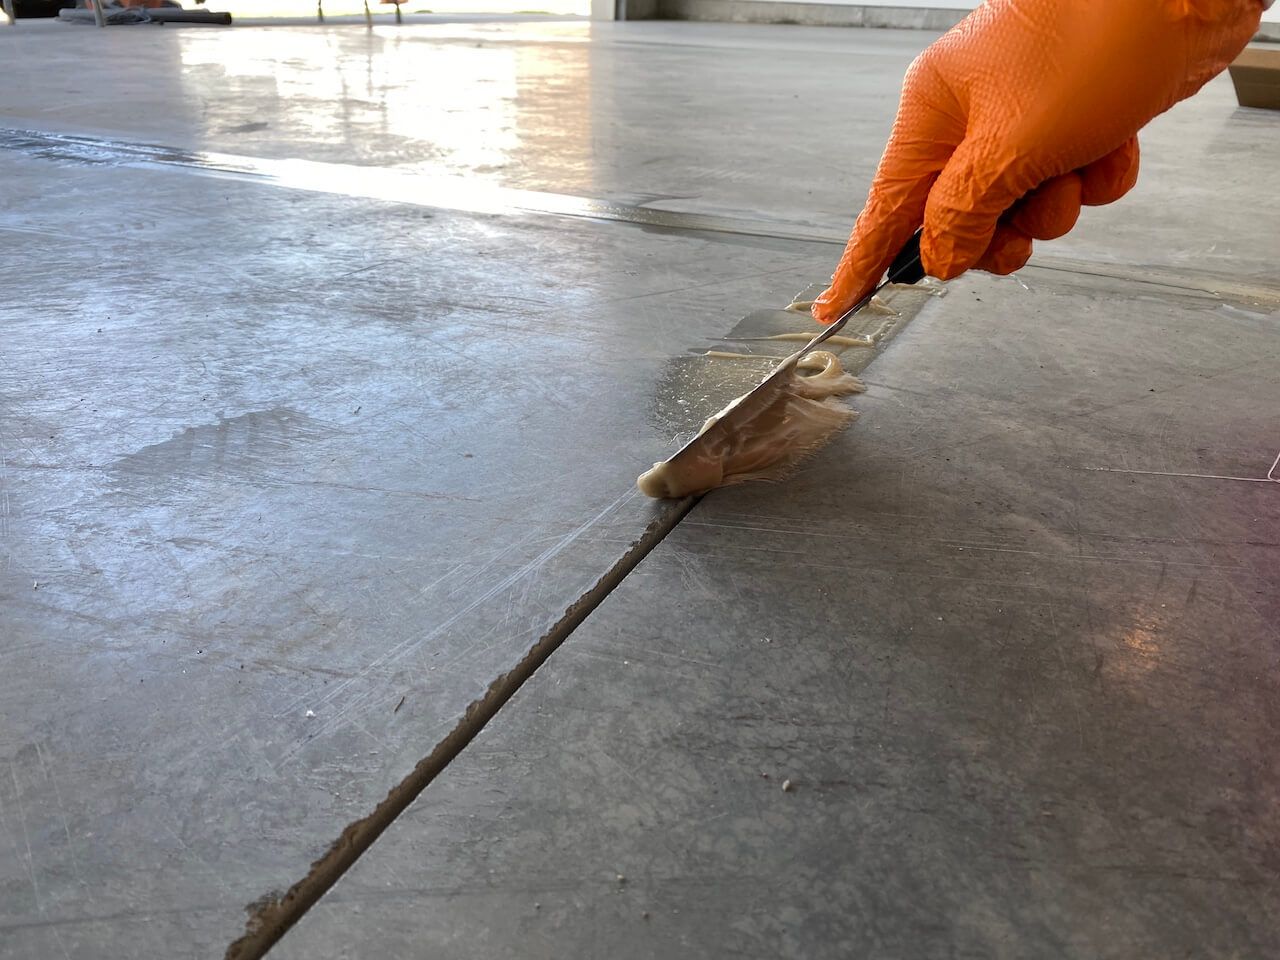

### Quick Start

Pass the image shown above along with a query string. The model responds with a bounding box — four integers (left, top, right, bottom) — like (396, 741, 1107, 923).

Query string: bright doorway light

(212, 0, 588, 18)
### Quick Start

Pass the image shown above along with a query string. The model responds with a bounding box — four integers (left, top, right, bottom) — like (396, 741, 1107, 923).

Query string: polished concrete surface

(277, 270, 1280, 959)
(3, 20, 1278, 280)
(0, 17, 1277, 960)
(0, 155, 838, 956)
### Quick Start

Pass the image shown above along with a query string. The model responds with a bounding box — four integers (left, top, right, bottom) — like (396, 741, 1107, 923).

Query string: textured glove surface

(812, 0, 1263, 323)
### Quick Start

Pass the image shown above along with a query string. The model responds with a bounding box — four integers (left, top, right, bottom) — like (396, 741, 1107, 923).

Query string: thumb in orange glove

(812, 0, 1264, 324)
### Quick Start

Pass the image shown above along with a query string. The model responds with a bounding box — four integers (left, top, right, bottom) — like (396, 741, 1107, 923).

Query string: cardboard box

(1228, 45, 1280, 110)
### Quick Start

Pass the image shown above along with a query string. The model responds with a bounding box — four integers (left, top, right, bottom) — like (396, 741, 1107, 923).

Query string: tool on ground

(636, 229, 924, 500)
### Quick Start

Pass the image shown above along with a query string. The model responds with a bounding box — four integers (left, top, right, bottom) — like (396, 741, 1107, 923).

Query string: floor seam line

(2, 126, 1277, 304)
(223, 493, 700, 960)
(222, 252, 935, 960)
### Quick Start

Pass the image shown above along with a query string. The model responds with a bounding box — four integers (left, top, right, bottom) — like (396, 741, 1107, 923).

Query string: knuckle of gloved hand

(906, 41, 941, 76)
(902, 42, 952, 97)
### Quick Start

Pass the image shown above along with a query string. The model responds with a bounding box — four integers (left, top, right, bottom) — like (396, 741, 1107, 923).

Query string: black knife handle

(886, 228, 926, 286)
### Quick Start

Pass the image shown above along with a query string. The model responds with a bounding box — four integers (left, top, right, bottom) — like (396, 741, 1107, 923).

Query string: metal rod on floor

(91, 0, 106, 27)
(316, 0, 324, 22)
(364, 0, 371, 26)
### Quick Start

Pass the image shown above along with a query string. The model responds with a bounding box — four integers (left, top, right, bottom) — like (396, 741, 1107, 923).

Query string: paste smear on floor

(786, 295, 897, 317)
(708, 334, 874, 353)
(637, 350, 865, 499)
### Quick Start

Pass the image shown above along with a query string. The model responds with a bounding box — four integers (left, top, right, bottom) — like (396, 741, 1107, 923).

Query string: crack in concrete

(221, 259, 946, 960)
(222, 495, 699, 960)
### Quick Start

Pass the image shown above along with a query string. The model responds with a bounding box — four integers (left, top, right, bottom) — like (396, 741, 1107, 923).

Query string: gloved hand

(812, 0, 1264, 324)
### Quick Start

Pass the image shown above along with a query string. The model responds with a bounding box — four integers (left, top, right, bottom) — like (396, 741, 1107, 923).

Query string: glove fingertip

(974, 224, 1034, 275)
(921, 223, 988, 281)
(1081, 138, 1141, 207)
(810, 288, 847, 325)
(1011, 173, 1082, 241)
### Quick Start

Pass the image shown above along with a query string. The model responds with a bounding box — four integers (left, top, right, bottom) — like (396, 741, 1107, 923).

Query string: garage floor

(1, 18, 1277, 960)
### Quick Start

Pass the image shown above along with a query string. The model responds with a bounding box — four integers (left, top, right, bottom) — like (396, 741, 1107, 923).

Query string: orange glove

(812, 0, 1264, 324)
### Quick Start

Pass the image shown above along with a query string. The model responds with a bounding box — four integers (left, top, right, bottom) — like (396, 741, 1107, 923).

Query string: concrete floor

(278, 271, 1280, 960)
(0, 17, 1277, 960)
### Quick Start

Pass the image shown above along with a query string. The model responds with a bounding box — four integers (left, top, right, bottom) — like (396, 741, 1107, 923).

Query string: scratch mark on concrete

(9, 762, 41, 912)
(33, 743, 87, 895)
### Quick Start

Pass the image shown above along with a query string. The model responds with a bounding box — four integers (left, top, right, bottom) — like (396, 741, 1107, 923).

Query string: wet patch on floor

(108, 408, 342, 482)
(647, 282, 945, 444)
